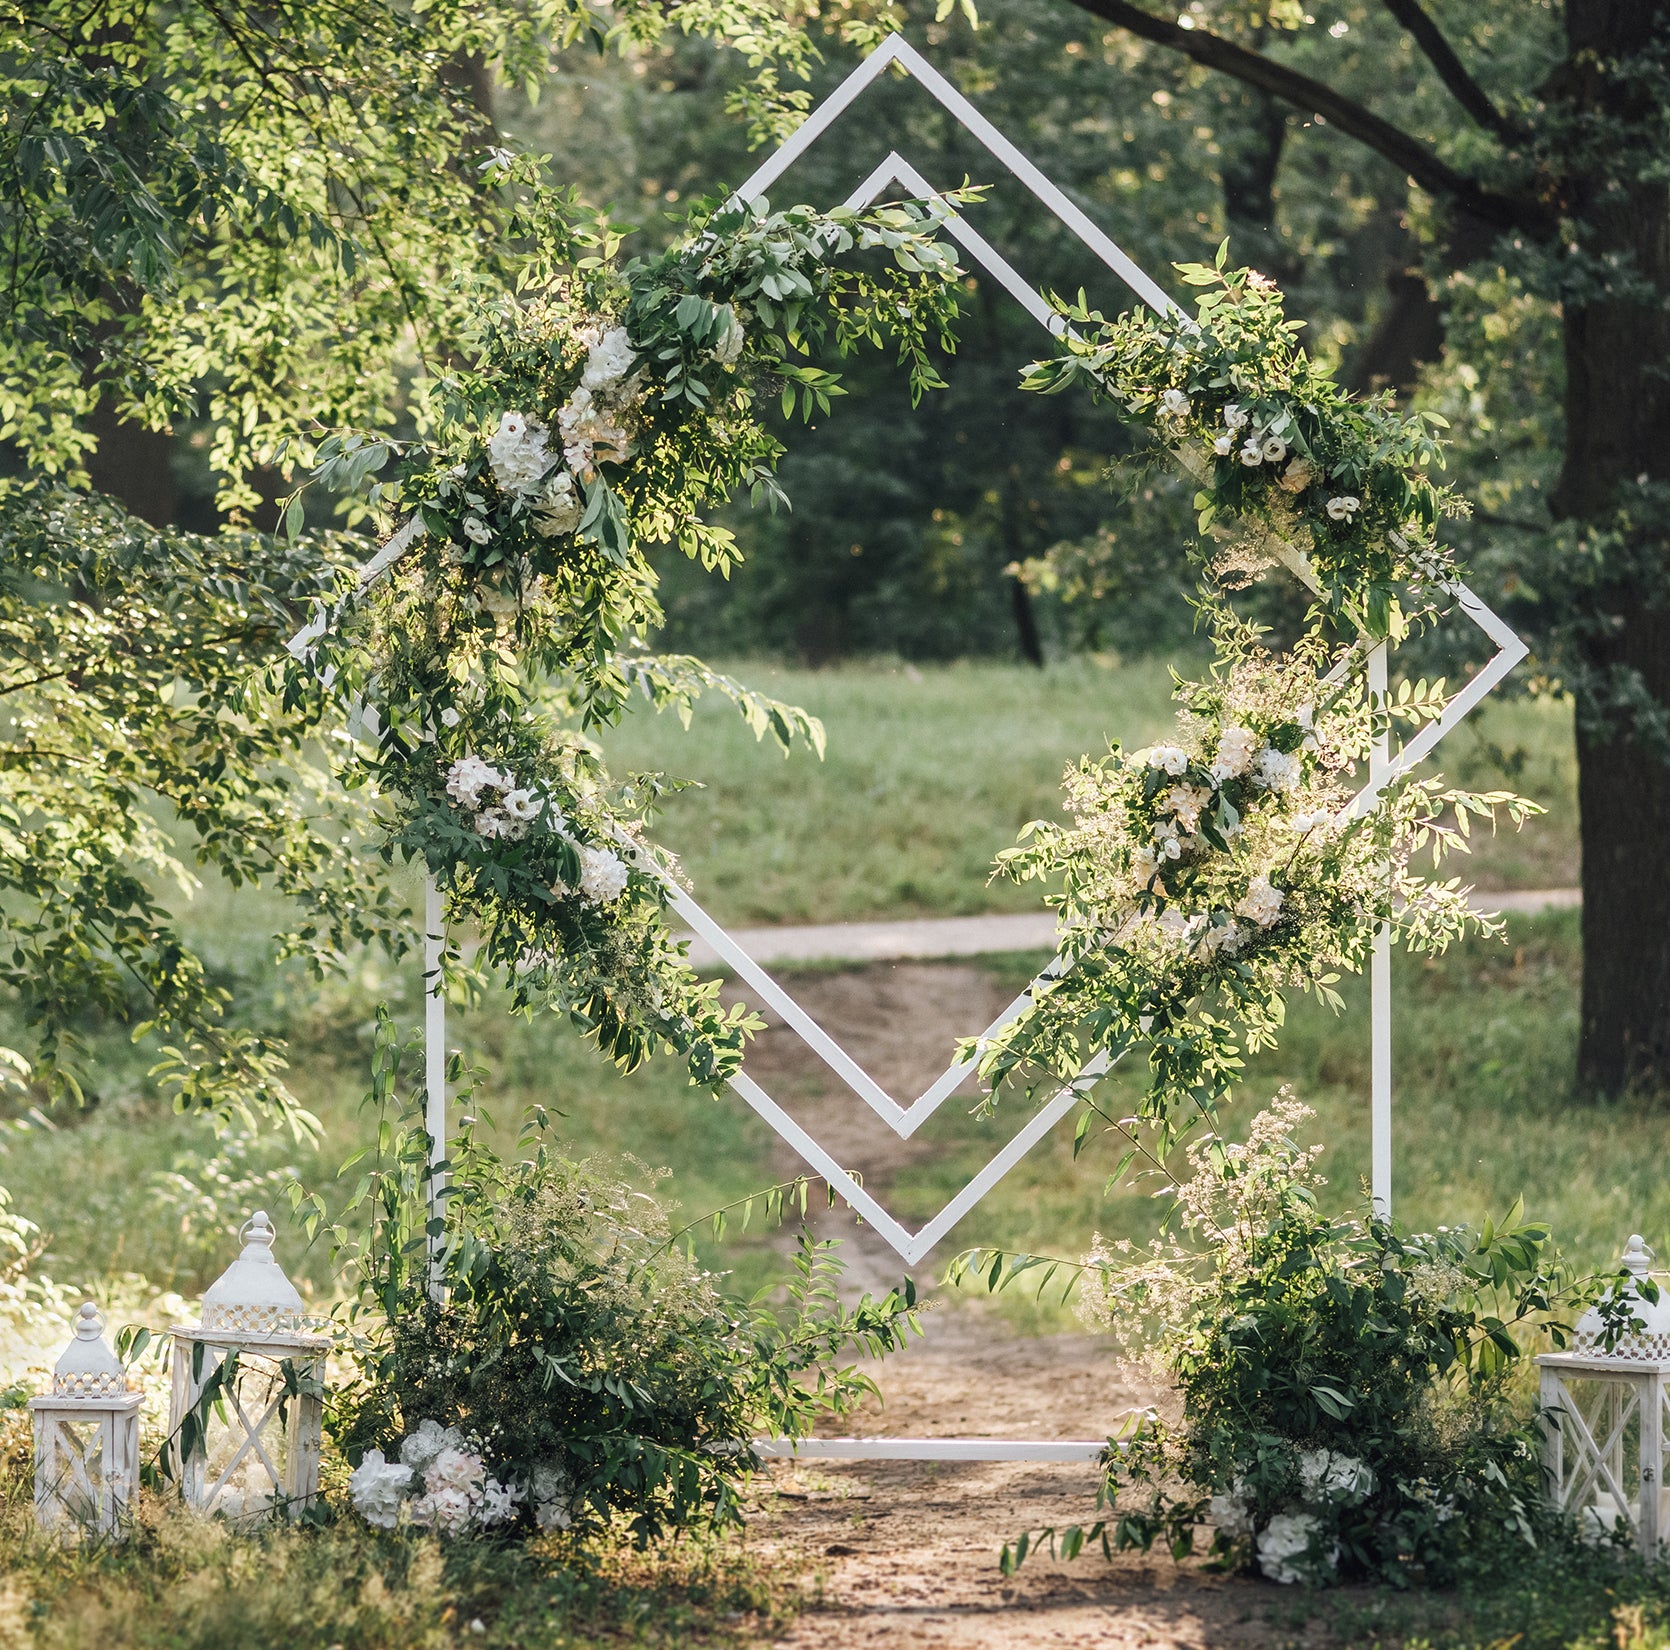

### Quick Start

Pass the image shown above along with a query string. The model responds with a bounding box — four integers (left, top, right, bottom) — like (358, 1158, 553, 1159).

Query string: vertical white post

(1369, 642, 1392, 1219)
(423, 874, 447, 1298)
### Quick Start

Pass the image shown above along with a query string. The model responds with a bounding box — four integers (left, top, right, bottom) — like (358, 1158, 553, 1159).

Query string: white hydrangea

(411, 1486, 475, 1536)
(533, 469, 583, 537)
(1255, 746, 1302, 791)
(348, 1448, 412, 1529)
(1208, 1483, 1254, 1539)
(1237, 875, 1285, 928)
(1213, 725, 1258, 779)
(532, 1462, 576, 1531)
(1298, 1449, 1375, 1505)
(1257, 1511, 1336, 1585)
(400, 1419, 467, 1474)
(1161, 387, 1191, 418)
(445, 755, 509, 810)
(577, 845, 629, 905)
(1163, 783, 1213, 833)
(580, 325, 636, 391)
(1145, 744, 1190, 777)
(486, 411, 554, 495)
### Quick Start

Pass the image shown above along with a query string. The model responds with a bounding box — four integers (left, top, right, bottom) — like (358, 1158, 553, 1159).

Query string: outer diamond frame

(287, 32, 1528, 1462)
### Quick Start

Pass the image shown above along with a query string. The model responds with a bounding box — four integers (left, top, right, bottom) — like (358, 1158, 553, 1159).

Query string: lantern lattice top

(51, 1303, 130, 1399)
(1571, 1236, 1670, 1361)
(197, 1210, 314, 1338)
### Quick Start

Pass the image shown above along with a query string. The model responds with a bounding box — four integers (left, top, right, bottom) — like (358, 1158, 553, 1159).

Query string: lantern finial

(198, 1209, 309, 1336)
(1624, 1235, 1654, 1275)
(52, 1302, 128, 1398)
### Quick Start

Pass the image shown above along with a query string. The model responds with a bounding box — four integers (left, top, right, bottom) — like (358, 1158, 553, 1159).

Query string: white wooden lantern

(30, 1302, 142, 1539)
(167, 1209, 328, 1520)
(1538, 1234, 1670, 1551)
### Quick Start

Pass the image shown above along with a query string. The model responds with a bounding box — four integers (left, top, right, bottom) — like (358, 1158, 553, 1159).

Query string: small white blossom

(1131, 845, 1160, 884)
(533, 1462, 576, 1531)
(462, 516, 492, 545)
(1257, 1511, 1336, 1585)
(1237, 875, 1285, 928)
(533, 469, 583, 537)
(349, 1449, 412, 1529)
(502, 788, 541, 821)
(1200, 916, 1243, 958)
(581, 325, 636, 391)
(1325, 494, 1362, 521)
(477, 1477, 524, 1527)
(1161, 388, 1191, 418)
(1145, 744, 1190, 777)
(577, 845, 629, 905)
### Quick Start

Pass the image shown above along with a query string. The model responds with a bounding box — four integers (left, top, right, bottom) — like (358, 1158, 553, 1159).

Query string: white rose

(1163, 783, 1212, 833)
(1161, 388, 1191, 418)
(445, 755, 506, 810)
(440, 707, 461, 728)
(1257, 1511, 1336, 1585)
(427, 1447, 486, 1499)
(1145, 744, 1190, 777)
(349, 1448, 412, 1530)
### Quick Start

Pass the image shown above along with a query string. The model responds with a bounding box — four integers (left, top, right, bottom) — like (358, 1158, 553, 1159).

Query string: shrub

(315, 1012, 918, 1544)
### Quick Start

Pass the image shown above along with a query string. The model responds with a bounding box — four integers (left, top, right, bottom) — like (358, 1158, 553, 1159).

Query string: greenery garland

(288, 203, 1533, 1170)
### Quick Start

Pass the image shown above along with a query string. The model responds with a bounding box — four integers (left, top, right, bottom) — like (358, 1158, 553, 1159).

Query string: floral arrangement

(289, 188, 968, 1092)
(348, 1418, 551, 1536)
(965, 1094, 1581, 1587)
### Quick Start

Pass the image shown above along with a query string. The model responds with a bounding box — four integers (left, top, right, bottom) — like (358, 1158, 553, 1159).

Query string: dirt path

(718, 963, 1342, 1647)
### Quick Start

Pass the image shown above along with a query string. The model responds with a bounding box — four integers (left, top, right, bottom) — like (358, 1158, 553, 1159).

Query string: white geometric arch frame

(288, 32, 1527, 1461)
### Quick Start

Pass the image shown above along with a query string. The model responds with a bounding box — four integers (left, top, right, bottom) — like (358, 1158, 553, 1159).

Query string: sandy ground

(719, 964, 1341, 1648)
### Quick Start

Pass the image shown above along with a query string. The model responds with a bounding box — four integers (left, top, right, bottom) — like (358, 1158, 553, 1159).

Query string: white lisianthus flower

(577, 845, 629, 905)
(1208, 1483, 1254, 1538)
(1325, 494, 1362, 521)
(486, 411, 554, 495)
(1214, 725, 1258, 778)
(1237, 875, 1285, 927)
(1257, 1512, 1336, 1584)
(1240, 437, 1264, 467)
(533, 469, 583, 537)
(1298, 1449, 1376, 1505)
(445, 755, 508, 810)
(1255, 747, 1302, 792)
(1161, 387, 1191, 417)
(349, 1449, 412, 1529)
(502, 788, 540, 821)
(400, 1419, 467, 1474)
(462, 516, 492, 545)
(1223, 402, 1249, 431)
(1261, 434, 1288, 463)
(1145, 744, 1190, 777)
(1213, 433, 1235, 457)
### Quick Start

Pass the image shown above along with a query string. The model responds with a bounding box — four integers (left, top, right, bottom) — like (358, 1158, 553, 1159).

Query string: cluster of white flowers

(1208, 1447, 1372, 1584)
(1210, 724, 1258, 782)
(348, 1421, 523, 1536)
(531, 1461, 577, 1531)
(1298, 1448, 1375, 1505)
(488, 412, 555, 496)
(1206, 402, 1292, 469)
(577, 844, 630, 905)
(1325, 494, 1362, 521)
(534, 470, 583, 538)
(1145, 744, 1189, 777)
(559, 324, 640, 476)
(1255, 746, 1301, 792)
(1256, 1510, 1337, 1584)
(1161, 387, 1191, 418)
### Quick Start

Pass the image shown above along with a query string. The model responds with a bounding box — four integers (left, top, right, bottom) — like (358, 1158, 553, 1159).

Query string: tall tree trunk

(1552, 0, 1670, 1094)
